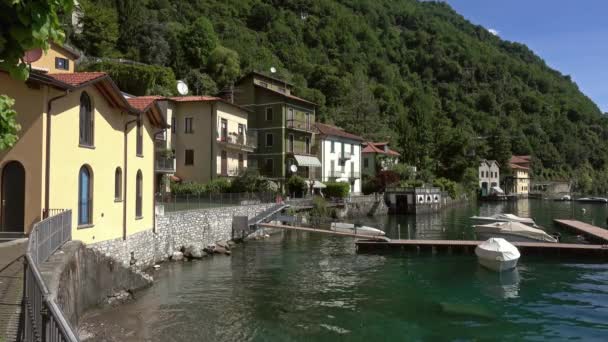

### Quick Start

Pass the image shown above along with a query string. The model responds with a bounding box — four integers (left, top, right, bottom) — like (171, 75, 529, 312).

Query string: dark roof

(315, 123, 363, 141)
(169, 96, 252, 112)
(254, 84, 316, 106)
(235, 71, 295, 87)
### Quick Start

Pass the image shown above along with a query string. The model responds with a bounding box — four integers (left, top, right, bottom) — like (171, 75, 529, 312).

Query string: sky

(445, 0, 608, 113)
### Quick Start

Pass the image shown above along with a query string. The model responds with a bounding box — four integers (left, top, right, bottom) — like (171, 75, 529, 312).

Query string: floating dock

(257, 223, 390, 241)
(553, 219, 608, 243)
(355, 239, 608, 257)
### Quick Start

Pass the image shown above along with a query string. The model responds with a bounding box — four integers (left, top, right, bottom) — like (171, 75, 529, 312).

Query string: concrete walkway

(0, 239, 27, 342)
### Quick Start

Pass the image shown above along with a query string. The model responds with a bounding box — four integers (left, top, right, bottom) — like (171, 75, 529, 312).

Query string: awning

(293, 154, 322, 167)
(491, 186, 504, 194)
(306, 180, 326, 189)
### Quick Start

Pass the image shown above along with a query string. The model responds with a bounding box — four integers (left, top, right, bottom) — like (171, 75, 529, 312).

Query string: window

(114, 167, 122, 201)
(305, 137, 310, 154)
(305, 112, 310, 130)
(287, 108, 294, 121)
(79, 92, 94, 146)
(265, 158, 273, 175)
(220, 119, 228, 141)
(238, 153, 244, 170)
(238, 123, 245, 136)
(78, 165, 93, 226)
(266, 133, 274, 147)
(136, 121, 143, 156)
(135, 170, 142, 218)
(288, 134, 294, 152)
(171, 117, 176, 134)
(185, 149, 194, 165)
(185, 117, 193, 133)
(265, 108, 273, 121)
(55, 57, 69, 70)
(331, 141, 335, 153)
(364, 158, 369, 168)
(351, 143, 354, 154)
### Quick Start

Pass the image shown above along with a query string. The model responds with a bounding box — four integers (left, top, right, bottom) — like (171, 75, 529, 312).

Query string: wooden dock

(257, 223, 390, 241)
(554, 219, 608, 243)
(356, 239, 608, 258)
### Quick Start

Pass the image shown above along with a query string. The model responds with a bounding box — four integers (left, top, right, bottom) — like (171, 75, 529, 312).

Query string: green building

(233, 72, 321, 184)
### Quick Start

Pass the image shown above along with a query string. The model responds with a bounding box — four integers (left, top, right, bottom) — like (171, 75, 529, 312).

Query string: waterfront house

(361, 142, 400, 177)
(169, 96, 255, 183)
(315, 123, 363, 193)
(232, 71, 321, 184)
(505, 155, 531, 196)
(478, 159, 500, 196)
(0, 44, 167, 244)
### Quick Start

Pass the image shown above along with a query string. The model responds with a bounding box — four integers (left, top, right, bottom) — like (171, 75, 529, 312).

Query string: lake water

(80, 200, 608, 341)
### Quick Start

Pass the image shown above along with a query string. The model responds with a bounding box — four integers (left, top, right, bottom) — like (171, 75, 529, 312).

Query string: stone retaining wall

(342, 195, 388, 218)
(89, 204, 275, 268)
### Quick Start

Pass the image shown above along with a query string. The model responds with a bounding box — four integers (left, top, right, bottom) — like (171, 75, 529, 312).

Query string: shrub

(376, 170, 400, 191)
(171, 181, 206, 196)
(287, 175, 307, 197)
(81, 61, 177, 96)
(324, 182, 350, 198)
(230, 168, 274, 193)
(433, 177, 458, 198)
(206, 178, 232, 194)
(362, 178, 380, 195)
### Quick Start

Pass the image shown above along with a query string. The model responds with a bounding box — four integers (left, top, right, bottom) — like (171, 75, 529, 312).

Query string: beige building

(0, 44, 166, 244)
(361, 142, 400, 178)
(506, 155, 531, 196)
(170, 96, 255, 183)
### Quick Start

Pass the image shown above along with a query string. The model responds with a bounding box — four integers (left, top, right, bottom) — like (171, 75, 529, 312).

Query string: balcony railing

(155, 154, 175, 173)
(219, 166, 245, 177)
(349, 172, 361, 179)
(286, 119, 314, 132)
(218, 132, 257, 150)
(328, 170, 344, 178)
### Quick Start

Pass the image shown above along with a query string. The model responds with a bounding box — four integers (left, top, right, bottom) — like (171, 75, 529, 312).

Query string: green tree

(0, 96, 21, 150)
(207, 46, 240, 90)
(184, 69, 218, 95)
(72, 0, 119, 57)
(182, 17, 218, 68)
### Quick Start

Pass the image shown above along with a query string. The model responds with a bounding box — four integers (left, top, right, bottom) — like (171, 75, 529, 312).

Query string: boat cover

(475, 221, 557, 243)
(497, 214, 535, 224)
(476, 238, 520, 262)
(490, 186, 505, 194)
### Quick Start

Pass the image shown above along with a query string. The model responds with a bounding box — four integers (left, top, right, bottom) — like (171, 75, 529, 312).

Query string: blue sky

(446, 0, 608, 113)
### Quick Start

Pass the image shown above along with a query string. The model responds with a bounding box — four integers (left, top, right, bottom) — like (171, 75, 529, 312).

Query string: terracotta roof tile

(315, 123, 363, 141)
(127, 96, 165, 111)
(169, 96, 222, 102)
(362, 142, 400, 156)
(510, 163, 530, 170)
(46, 72, 107, 87)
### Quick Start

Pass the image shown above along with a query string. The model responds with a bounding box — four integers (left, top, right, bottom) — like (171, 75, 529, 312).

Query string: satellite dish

(176, 80, 189, 95)
(270, 67, 277, 74)
(23, 48, 43, 64)
(290, 164, 298, 173)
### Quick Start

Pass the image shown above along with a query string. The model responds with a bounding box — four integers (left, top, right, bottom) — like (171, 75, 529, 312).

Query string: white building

(316, 123, 363, 193)
(479, 159, 500, 196)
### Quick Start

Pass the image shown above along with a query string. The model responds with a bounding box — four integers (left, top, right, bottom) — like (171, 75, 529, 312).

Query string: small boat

(475, 221, 558, 243)
(576, 197, 608, 203)
(470, 213, 536, 226)
(475, 238, 520, 272)
(330, 222, 385, 236)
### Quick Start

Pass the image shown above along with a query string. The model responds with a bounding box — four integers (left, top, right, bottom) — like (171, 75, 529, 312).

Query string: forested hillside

(66, 0, 608, 192)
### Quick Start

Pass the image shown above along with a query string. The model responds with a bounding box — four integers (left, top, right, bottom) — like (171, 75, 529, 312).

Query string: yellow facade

(0, 73, 158, 244)
(512, 169, 530, 194)
(173, 100, 250, 183)
(31, 43, 78, 73)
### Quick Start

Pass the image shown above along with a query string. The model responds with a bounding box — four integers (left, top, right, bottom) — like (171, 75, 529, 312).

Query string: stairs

(248, 204, 289, 229)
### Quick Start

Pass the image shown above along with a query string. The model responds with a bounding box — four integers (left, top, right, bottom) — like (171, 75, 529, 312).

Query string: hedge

(81, 61, 177, 96)
(324, 182, 350, 198)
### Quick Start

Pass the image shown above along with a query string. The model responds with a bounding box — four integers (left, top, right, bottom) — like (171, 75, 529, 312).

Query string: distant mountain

(69, 0, 608, 192)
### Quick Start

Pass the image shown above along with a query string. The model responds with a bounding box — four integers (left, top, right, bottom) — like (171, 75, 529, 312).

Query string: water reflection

(476, 267, 521, 299)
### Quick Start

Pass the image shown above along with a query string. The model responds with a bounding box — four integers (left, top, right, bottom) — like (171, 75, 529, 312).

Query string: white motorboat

(470, 213, 536, 226)
(475, 238, 520, 272)
(330, 222, 385, 236)
(475, 221, 558, 243)
(576, 197, 608, 203)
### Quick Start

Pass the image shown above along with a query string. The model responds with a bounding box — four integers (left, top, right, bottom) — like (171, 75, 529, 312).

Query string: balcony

(328, 170, 345, 179)
(349, 172, 361, 179)
(217, 132, 257, 152)
(286, 119, 314, 133)
(219, 166, 245, 177)
(339, 151, 352, 161)
(155, 154, 175, 173)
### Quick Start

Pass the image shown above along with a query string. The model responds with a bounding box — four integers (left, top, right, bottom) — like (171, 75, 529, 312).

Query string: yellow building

(0, 45, 167, 244)
(507, 155, 531, 196)
(169, 96, 255, 183)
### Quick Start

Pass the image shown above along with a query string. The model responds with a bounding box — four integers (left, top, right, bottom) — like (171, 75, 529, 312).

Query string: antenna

(270, 67, 277, 74)
(176, 80, 189, 95)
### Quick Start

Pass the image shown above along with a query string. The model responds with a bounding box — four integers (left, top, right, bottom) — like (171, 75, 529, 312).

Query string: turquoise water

(82, 200, 608, 341)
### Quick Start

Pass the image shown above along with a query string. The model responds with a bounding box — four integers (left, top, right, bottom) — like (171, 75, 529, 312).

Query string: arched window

(135, 170, 143, 218)
(114, 167, 122, 201)
(79, 92, 94, 146)
(78, 165, 93, 225)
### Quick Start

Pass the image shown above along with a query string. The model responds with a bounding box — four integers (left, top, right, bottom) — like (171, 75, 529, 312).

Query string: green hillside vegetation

(67, 0, 608, 194)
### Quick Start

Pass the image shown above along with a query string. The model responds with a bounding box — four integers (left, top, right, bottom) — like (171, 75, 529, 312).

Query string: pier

(553, 219, 608, 243)
(257, 223, 390, 241)
(355, 239, 608, 257)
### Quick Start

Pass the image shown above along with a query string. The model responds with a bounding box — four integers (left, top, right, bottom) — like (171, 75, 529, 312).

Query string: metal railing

(156, 192, 276, 212)
(339, 151, 352, 160)
(155, 154, 175, 173)
(23, 209, 79, 342)
(286, 119, 314, 132)
(218, 132, 257, 149)
(328, 170, 344, 178)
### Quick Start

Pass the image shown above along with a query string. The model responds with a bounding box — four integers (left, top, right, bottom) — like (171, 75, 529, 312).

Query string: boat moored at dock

(575, 197, 608, 203)
(330, 222, 386, 237)
(475, 221, 558, 243)
(470, 213, 536, 226)
(475, 238, 520, 272)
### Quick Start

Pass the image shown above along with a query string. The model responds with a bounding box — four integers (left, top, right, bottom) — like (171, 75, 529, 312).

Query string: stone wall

(340, 195, 388, 218)
(39, 241, 152, 328)
(89, 204, 275, 268)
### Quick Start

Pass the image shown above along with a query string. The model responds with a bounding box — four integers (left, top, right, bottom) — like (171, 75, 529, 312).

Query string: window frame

(55, 57, 69, 70)
(184, 117, 194, 134)
(136, 120, 143, 157)
(135, 170, 143, 219)
(266, 133, 274, 147)
(265, 107, 273, 121)
(185, 149, 194, 165)
(78, 165, 93, 227)
(79, 92, 94, 147)
(331, 141, 335, 153)
(114, 167, 122, 202)
(288, 134, 294, 152)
